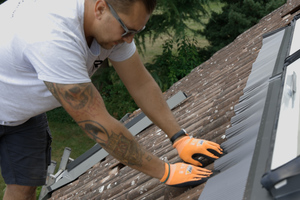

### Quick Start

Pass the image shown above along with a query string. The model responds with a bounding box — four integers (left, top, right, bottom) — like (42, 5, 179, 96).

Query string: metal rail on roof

(199, 14, 300, 200)
(39, 91, 187, 200)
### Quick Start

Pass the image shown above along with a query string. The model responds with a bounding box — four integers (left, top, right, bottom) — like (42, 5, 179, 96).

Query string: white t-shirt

(0, 0, 136, 125)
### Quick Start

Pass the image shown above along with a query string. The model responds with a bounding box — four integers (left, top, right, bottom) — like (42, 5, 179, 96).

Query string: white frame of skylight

(271, 58, 300, 170)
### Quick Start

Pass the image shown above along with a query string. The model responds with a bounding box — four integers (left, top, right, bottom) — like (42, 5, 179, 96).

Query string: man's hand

(160, 162, 212, 187)
(173, 136, 223, 166)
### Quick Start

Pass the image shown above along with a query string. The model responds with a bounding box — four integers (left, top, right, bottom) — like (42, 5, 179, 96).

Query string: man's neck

(84, 0, 94, 47)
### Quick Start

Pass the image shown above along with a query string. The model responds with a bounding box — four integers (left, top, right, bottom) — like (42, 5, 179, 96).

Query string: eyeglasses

(106, 2, 146, 37)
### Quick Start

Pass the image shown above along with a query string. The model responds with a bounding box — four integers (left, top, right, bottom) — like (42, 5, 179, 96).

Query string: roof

(200, 13, 300, 200)
(48, 1, 300, 199)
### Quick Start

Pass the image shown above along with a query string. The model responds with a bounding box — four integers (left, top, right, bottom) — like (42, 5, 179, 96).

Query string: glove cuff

(170, 129, 187, 144)
(172, 135, 189, 149)
(160, 162, 170, 183)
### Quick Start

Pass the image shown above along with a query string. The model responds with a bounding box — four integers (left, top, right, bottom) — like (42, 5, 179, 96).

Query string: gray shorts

(0, 113, 52, 186)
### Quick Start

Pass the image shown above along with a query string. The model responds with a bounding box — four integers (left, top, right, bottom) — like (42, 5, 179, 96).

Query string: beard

(98, 39, 125, 50)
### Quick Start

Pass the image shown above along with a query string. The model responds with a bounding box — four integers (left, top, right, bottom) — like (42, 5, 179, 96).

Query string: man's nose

(122, 34, 135, 43)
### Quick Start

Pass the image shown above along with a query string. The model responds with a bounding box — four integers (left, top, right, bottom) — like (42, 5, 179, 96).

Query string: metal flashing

(255, 54, 300, 200)
(200, 14, 300, 200)
(245, 16, 300, 200)
(39, 91, 187, 200)
(272, 25, 293, 76)
(244, 76, 283, 200)
(262, 26, 287, 39)
(123, 112, 146, 129)
(66, 144, 102, 171)
(199, 27, 287, 200)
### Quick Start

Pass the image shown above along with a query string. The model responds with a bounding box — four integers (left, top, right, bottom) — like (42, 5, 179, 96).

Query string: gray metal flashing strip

(199, 27, 287, 200)
(43, 91, 187, 199)
(245, 17, 299, 200)
(124, 112, 146, 129)
(272, 25, 293, 75)
(66, 143, 102, 171)
(244, 77, 283, 200)
(262, 26, 287, 39)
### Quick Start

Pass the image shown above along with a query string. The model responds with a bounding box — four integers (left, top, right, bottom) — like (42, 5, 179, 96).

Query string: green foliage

(146, 37, 203, 91)
(0, 0, 6, 4)
(202, 0, 286, 55)
(46, 107, 75, 124)
(90, 38, 203, 120)
(135, 0, 213, 53)
(102, 82, 137, 119)
(92, 65, 138, 119)
(151, 0, 209, 37)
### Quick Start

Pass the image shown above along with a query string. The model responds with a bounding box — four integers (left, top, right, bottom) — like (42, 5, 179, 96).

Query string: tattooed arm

(44, 81, 165, 179)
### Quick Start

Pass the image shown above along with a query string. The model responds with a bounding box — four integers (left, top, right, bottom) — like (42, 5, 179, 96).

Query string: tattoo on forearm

(78, 120, 148, 166)
(44, 82, 92, 110)
(44, 82, 152, 167)
(78, 120, 109, 143)
(62, 84, 92, 110)
(44, 81, 61, 103)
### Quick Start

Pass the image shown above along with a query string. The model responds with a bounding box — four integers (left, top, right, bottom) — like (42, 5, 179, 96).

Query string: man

(0, 0, 223, 199)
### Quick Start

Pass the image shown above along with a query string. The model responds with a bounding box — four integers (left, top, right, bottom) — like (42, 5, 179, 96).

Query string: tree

(135, 0, 211, 51)
(201, 0, 286, 55)
(0, 0, 6, 4)
(145, 37, 203, 91)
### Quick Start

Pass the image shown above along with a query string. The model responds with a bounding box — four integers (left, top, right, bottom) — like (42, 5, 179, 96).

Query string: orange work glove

(160, 162, 212, 187)
(173, 136, 223, 166)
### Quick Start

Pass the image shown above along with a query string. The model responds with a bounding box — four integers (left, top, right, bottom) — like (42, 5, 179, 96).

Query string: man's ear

(94, 0, 107, 19)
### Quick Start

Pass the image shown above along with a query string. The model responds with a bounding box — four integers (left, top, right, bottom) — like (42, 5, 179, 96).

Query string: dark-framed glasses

(106, 2, 146, 37)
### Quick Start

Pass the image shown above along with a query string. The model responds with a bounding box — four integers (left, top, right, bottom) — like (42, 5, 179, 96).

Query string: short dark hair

(106, 0, 156, 14)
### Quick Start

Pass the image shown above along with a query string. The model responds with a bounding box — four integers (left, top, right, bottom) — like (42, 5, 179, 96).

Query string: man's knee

(4, 184, 37, 200)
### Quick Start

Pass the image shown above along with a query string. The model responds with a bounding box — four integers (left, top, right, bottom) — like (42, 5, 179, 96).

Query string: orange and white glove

(160, 162, 212, 187)
(173, 136, 223, 166)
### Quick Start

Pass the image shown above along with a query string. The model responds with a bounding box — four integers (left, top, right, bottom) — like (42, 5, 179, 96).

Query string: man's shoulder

(9, 0, 86, 47)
